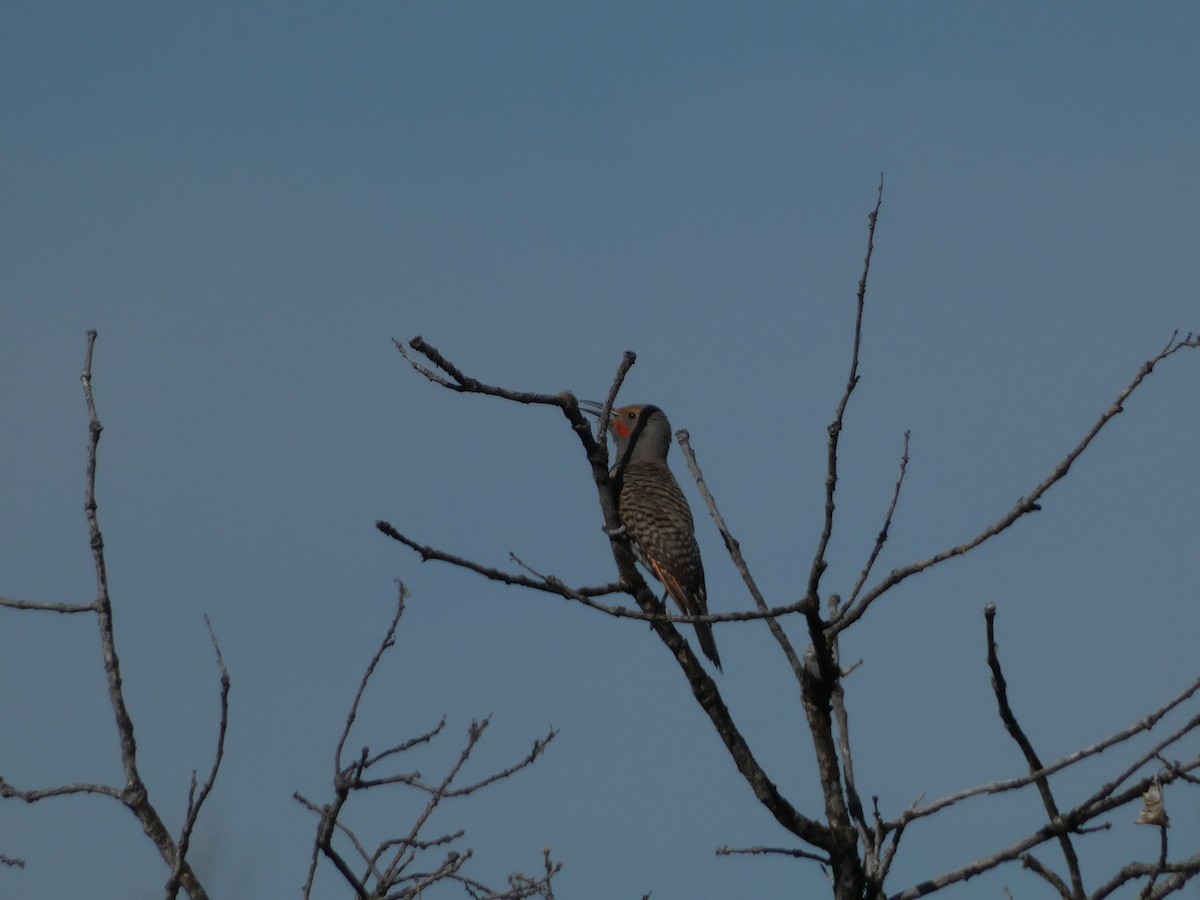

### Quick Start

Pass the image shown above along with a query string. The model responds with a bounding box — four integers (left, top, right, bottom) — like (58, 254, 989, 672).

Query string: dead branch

(836, 331, 1200, 636)
(382, 520, 820, 626)
(394, 335, 576, 409)
(786, 178, 886, 899)
(299, 583, 559, 899)
(1021, 854, 1073, 896)
(1092, 849, 1200, 900)
(809, 176, 884, 617)
(893, 675, 1200, 827)
(0, 779, 123, 802)
(0, 596, 94, 613)
(840, 430, 910, 615)
(716, 844, 832, 864)
(1138, 814, 1170, 900)
(984, 603, 1082, 896)
(0, 332, 213, 899)
(383, 188, 1199, 900)
(166, 616, 231, 900)
(676, 430, 809, 681)
(887, 752, 1200, 898)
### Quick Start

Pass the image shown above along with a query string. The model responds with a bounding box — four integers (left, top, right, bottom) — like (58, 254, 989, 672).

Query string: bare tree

(0, 331, 226, 900)
(294, 582, 560, 900)
(3, 190, 1196, 900)
(1, 332, 558, 900)
(377, 183, 1200, 899)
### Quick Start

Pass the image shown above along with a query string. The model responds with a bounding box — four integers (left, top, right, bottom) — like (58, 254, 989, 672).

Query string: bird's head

(580, 401, 671, 462)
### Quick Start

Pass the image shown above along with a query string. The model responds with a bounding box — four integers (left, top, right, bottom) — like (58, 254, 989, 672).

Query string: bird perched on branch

(580, 401, 721, 670)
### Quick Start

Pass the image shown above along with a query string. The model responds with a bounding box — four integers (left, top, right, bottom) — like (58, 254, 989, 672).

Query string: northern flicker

(580, 401, 722, 670)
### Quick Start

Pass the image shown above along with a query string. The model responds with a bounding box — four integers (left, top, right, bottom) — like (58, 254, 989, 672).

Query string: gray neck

(624, 410, 671, 463)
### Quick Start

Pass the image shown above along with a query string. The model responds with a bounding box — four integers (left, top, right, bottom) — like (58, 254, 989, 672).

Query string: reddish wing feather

(647, 557, 700, 617)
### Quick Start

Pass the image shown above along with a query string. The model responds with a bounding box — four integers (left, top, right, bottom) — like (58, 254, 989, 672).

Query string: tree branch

(379, 518, 824, 628)
(676, 430, 809, 682)
(81, 331, 211, 900)
(887, 760, 1200, 899)
(808, 176, 884, 614)
(394, 336, 575, 408)
(0, 596, 94, 613)
(301, 584, 559, 899)
(793, 178, 885, 899)
(0, 779, 122, 802)
(893, 674, 1200, 826)
(985, 603, 1082, 897)
(837, 430, 910, 618)
(839, 332, 1199, 634)
(1, 333, 217, 899)
(166, 616, 231, 900)
(716, 844, 831, 864)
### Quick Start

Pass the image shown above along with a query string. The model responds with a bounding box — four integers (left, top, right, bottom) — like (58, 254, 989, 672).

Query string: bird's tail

(649, 559, 723, 671)
(694, 621, 722, 671)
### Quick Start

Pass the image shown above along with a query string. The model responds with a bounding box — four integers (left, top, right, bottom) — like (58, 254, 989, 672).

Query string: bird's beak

(578, 400, 607, 418)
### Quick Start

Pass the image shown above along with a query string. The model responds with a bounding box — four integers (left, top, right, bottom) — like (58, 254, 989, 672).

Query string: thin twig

(878, 796, 915, 887)
(166, 616, 232, 900)
(0, 334, 210, 897)
(1020, 853, 1072, 896)
(0, 779, 122, 802)
(807, 176, 884, 615)
(301, 586, 559, 899)
(1156, 755, 1200, 786)
(715, 844, 831, 864)
(361, 719, 445, 771)
(377, 521, 620, 601)
(303, 796, 376, 896)
(893, 675, 1200, 826)
(381, 521, 812, 625)
(676, 430, 809, 683)
(0, 596, 94, 613)
(1075, 710, 1200, 822)
(985, 603, 1083, 896)
(441, 729, 557, 798)
(595, 350, 637, 447)
(304, 590, 417, 899)
(336, 584, 407, 773)
(837, 430, 910, 618)
(379, 719, 491, 885)
(395, 336, 574, 407)
(841, 332, 1200, 633)
(78, 332, 211, 900)
(887, 760, 1200, 899)
(1092, 850, 1200, 900)
(1138, 819, 1170, 900)
(82, 330, 140, 779)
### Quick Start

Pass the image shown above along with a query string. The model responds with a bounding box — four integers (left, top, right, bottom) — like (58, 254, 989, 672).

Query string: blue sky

(2, 4, 1198, 898)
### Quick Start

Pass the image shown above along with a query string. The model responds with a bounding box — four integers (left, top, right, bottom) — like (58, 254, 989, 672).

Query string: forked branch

(298, 583, 560, 899)
(1, 332, 215, 899)
(985, 603, 1082, 896)
(836, 331, 1200, 635)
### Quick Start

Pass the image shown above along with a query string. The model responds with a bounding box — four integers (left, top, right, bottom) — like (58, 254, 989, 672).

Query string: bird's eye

(627, 411, 637, 420)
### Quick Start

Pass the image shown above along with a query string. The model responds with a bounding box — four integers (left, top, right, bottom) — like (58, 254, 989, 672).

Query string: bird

(579, 401, 721, 670)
